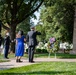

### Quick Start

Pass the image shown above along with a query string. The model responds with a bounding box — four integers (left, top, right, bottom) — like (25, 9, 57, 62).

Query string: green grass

(0, 53, 76, 63)
(25, 53, 76, 59)
(0, 59, 10, 62)
(0, 62, 76, 75)
(0, 53, 76, 60)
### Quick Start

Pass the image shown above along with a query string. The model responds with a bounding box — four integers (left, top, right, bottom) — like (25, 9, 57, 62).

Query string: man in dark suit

(26, 26, 41, 63)
(4, 32, 11, 59)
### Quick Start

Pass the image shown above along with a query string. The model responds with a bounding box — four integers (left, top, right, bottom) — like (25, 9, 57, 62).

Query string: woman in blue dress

(15, 31, 26, 62)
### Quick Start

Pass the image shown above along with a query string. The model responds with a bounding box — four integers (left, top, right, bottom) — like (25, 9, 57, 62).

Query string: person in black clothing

(0, 34, 2, 47)
(26, 26, 41, 63)
(4, 32, 10, 59)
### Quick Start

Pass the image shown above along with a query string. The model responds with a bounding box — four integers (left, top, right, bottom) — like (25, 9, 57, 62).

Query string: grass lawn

(0, 59, 10, 62)
(0, 62, 76, 75)
(0, 53, 76, 60)
(33, 53, 76, 59)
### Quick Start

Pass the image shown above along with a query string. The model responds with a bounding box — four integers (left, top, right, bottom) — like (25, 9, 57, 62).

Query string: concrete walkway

(0, 58, 76, 70)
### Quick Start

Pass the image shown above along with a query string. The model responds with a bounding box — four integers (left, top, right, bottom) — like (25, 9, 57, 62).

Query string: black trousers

(28, 46, 35, 62)
(4, 45, 9, 58)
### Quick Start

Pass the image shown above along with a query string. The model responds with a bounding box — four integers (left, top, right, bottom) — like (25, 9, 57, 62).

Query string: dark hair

(30, 25, 35, 29)
(21, 30, 23, 35)
(18, 30, 24, 36)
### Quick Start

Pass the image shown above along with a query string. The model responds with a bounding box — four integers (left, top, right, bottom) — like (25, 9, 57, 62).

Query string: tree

(16, 17, 31, 35)
(36, 24, 46, 42)
(39, 0, 75, 43)
(0, 0, 44, 52)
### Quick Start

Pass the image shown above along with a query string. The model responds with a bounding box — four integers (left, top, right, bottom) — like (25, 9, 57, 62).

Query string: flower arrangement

(46, 38, 59, 58)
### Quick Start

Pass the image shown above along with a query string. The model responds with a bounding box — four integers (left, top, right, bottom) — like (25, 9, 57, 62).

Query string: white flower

(44, 43, 48, 47)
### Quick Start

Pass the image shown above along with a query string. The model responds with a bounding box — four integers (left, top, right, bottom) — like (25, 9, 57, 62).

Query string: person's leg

(31, 46, 35, 62)
(16, 56, 19, 62)
(28, 46, 31, 62)
(4, 45, 9, 58)
(19, 56, 21, 60)
(4, 45, 6, 58)
(18, 56, 22, 62)
(6, 45, 9, 58)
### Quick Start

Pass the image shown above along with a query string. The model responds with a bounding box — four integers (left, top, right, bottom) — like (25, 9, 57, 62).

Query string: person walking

(26, 26, 41, 63)
(4, 32, 10, 59)
(15, 31, 26, 62)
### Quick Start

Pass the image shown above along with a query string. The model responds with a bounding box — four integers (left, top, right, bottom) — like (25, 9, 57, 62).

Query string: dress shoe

(16, 59, 19, 62)
(30, 61, 35, 63)
(4, 57, 9, 59)
(18, 59, 23, 62)
(16, 59, 23, 62)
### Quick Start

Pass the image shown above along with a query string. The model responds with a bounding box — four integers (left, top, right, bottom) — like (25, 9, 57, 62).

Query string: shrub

(36, 48, 42, 53)
(41, 49, 48, 53)
(25, 48, 28, 53)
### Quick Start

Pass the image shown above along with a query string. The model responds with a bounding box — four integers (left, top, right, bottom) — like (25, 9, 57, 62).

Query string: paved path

(0, 58, 76, 70)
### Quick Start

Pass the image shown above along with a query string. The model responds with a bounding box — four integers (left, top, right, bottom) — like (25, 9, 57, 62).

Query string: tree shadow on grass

(0, 71, 75, 75)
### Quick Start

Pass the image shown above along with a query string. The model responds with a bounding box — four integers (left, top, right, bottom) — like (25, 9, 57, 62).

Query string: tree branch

(17, 0, 44, 24)
(2, 23, 10, 30)
(31, 0, 37, 8)
(29, 0, 35, 5)
(11, 0, 24, 24)
(16, 0, 24, 14)
(5, 8, 11, 26)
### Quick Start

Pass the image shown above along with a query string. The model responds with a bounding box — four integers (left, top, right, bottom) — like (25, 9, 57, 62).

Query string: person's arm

(26, 33, 29, 42)
(16, 39, 18, 45)
(23, 35, 26, 42)
(36, 31, 41, 35)
(24, 38, 26, 42)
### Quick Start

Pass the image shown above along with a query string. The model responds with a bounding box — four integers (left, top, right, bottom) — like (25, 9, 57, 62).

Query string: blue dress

(15, 35, 25, 56)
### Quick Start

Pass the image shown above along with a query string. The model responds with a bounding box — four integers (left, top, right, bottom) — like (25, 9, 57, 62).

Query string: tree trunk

(10, 25, 16, 53)
(70, 6, 76, 54)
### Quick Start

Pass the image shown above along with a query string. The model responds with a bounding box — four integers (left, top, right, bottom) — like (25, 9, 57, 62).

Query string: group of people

(1, 26, 41, 63)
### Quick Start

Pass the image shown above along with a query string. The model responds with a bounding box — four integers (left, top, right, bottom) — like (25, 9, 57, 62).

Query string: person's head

(20, 30, 24, 35)
(6, 32, 10, 36)
(30, 26, 35, 31)
(18, 30, 24, 36)
(16, 33, 21, 38)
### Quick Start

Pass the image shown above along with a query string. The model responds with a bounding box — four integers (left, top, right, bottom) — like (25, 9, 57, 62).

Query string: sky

(31, 11, 40, 25)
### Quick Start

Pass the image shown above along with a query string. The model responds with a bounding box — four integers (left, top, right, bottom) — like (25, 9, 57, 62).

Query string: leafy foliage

(16, 18, 30, 35)
(38, 0, 75, 43)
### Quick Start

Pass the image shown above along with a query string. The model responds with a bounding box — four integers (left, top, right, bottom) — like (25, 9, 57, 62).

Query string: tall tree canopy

(38, 0, 75, 43)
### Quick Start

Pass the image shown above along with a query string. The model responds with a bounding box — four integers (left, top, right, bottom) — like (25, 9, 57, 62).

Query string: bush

(25, 48, 28, 53)
(26, 48, 48, 53)
(35, 48, 48, 53)
(41, 49, 48, 53)
(36, 48, 42, 53)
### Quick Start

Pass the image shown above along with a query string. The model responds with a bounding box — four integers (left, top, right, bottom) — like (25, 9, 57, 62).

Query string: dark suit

(26, 30, 41, 62)
(4, 36, 10, 58)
